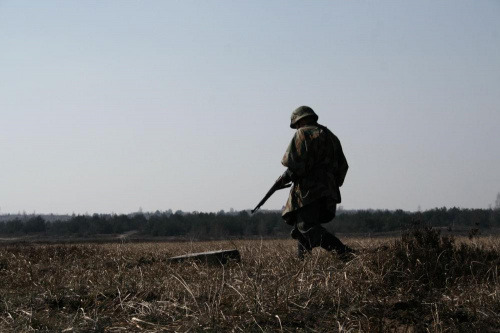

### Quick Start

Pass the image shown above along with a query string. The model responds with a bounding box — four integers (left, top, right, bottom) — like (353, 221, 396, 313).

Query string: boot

(297, 240, 312, 260)
(320, 232, 354, 255)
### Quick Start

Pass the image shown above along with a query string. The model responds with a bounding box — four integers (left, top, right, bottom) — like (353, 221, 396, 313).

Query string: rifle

(251, 174, 292, 214)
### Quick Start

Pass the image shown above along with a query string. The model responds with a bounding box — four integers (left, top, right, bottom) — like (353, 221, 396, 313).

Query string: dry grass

(0, 230, 499, 332)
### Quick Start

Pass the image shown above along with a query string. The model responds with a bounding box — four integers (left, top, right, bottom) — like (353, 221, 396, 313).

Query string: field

(1, 229, 499, 332)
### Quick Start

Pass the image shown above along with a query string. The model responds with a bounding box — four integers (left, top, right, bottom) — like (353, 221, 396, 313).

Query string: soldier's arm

(281, 130, 309, 178)
(332, 134, 348, 187)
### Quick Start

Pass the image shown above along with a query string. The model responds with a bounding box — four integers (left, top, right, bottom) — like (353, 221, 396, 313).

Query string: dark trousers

(290, 200, 350, 258)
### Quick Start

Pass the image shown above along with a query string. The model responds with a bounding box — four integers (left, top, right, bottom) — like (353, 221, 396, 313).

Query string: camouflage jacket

(281, 123, 348, 223)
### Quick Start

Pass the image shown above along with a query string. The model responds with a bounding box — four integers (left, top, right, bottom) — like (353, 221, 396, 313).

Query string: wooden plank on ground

(167, 249, 240, 265)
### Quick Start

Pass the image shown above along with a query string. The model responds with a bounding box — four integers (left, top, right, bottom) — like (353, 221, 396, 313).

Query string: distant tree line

(330, 207, 499, 233)
(1, 207, 499, 238)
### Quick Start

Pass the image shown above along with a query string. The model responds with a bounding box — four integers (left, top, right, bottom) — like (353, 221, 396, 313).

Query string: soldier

(279, 106, 354, 259)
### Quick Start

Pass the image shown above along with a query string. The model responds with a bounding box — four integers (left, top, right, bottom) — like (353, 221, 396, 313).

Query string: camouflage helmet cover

(290, 106, 319, 129)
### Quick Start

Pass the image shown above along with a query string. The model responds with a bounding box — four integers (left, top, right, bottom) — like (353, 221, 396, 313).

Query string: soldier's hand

(279, 169, 293, 187)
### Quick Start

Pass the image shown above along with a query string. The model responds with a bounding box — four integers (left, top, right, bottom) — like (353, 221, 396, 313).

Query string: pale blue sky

(1, 1, 499, 214)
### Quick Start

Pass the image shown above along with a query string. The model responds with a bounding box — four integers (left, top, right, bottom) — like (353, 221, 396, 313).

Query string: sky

(1, 0, 499, 215)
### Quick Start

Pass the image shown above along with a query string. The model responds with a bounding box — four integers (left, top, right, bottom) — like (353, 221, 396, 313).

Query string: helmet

(290, 106, 318, 129)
